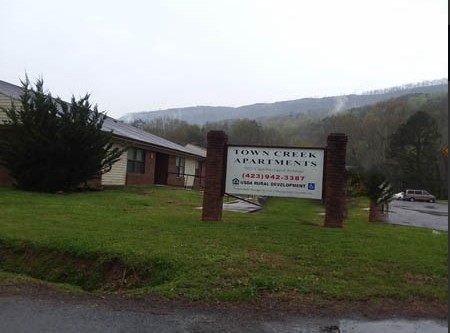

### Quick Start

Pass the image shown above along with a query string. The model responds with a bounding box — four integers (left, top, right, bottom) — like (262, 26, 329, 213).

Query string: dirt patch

(244, 292, 448, 320)
(0, 241, 175, 291)
(100, 258, 147, 290)
(246, 249, 292, 268)
(404, 272, 448, 286)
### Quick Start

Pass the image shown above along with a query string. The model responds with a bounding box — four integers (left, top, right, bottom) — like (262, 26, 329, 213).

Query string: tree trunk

(369, 199, 387, 222)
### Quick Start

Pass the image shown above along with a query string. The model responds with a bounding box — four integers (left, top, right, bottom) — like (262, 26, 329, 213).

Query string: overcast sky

(1, 0, 447, 119)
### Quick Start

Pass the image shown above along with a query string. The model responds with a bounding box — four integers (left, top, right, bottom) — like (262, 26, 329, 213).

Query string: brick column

(202, 131, 228, 221)
(324, 133, 348, 228)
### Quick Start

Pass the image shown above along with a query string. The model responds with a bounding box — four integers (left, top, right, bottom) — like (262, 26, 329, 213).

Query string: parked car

(403, 189, 435, 202)
(392, 191, 404, 200)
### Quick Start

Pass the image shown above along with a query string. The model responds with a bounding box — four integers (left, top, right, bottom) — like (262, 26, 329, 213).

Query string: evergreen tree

(386, 111, 441, 193)
(0, 78, 123, 192)
(229, 119, 264, 145)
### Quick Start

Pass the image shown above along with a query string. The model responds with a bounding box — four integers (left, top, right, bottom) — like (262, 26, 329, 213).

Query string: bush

(0, 77, 123, 192)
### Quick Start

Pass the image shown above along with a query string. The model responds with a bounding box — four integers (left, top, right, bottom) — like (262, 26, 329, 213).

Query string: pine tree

(0, 77, 123, 192)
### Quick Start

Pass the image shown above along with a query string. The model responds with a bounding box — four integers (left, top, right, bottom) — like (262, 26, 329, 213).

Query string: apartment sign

(225, 146, 325, 199)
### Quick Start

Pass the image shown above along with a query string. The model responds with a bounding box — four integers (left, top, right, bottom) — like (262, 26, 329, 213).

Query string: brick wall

(0, 164, 13, 186)
(202, 131, 228, 221)
(167, 155, 185, 187)
(193, 161, 206, 188)
(0, 127, 14, 186)
(126, 149, 156, 185)
(324, 133, 348, 228)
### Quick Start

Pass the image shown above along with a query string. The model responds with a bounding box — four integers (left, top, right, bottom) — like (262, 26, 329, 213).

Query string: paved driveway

(387, 200, 448, 231)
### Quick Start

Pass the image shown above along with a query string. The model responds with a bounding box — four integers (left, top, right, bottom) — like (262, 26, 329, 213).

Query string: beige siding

(101, 145, 127, 186)
(184, 158, 197, 187)
(0, 94, 17, 123)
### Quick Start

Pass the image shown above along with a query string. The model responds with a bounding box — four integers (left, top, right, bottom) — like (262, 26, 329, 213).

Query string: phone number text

(241, 173, 305, 181)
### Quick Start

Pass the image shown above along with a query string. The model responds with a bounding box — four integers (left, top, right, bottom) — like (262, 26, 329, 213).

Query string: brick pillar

(202, 131, 228, 221)
(324, 133, 348, 228)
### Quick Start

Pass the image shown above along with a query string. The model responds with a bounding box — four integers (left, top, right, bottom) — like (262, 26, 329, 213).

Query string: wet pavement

(387, 200, 448, 231)
(0, 295, 447, 332)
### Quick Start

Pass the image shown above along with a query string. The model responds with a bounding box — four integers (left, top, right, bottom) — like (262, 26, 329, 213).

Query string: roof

(103, 117, 203, 158)
(185, 144, 207, 158)
(0, 79, 23, 100)
(0, 79, 204, 159)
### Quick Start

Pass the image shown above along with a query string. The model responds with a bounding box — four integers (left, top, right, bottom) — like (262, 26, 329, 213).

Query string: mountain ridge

(120, 79, 448, 125)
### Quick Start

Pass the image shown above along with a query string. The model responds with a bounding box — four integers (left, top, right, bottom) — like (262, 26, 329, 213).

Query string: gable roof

(0, 79, 204, 159)
(0, 79, 23, 100)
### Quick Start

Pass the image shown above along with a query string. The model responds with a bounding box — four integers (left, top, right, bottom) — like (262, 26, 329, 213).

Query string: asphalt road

(387, 200, 448, 231)
(0, 295, 447, 333)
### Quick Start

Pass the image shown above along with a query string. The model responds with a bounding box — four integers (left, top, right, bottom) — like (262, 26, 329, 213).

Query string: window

(127, 148, 145, 173)
(195, 161, 201, 177)
(175, 157, 185, 176)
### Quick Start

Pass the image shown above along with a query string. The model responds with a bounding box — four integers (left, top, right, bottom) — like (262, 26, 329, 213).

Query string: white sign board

(225, 146, 325, 199)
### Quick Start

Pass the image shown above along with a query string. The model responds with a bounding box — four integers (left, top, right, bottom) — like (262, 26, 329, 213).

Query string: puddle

(264, 318, 448, 333)
(338, 318, 447, 333)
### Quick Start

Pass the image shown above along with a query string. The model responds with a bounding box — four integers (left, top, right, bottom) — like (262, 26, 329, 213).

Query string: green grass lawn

(0, 186, 447, 303)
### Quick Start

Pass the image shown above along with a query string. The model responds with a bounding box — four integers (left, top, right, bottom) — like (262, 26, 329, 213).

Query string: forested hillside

(267, 92, 447, 165)
(132, 91, 448, 198)
(281, 92, 448, 197)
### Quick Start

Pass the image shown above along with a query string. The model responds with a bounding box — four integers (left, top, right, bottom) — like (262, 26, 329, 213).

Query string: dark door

(154, 153, 169, 185)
